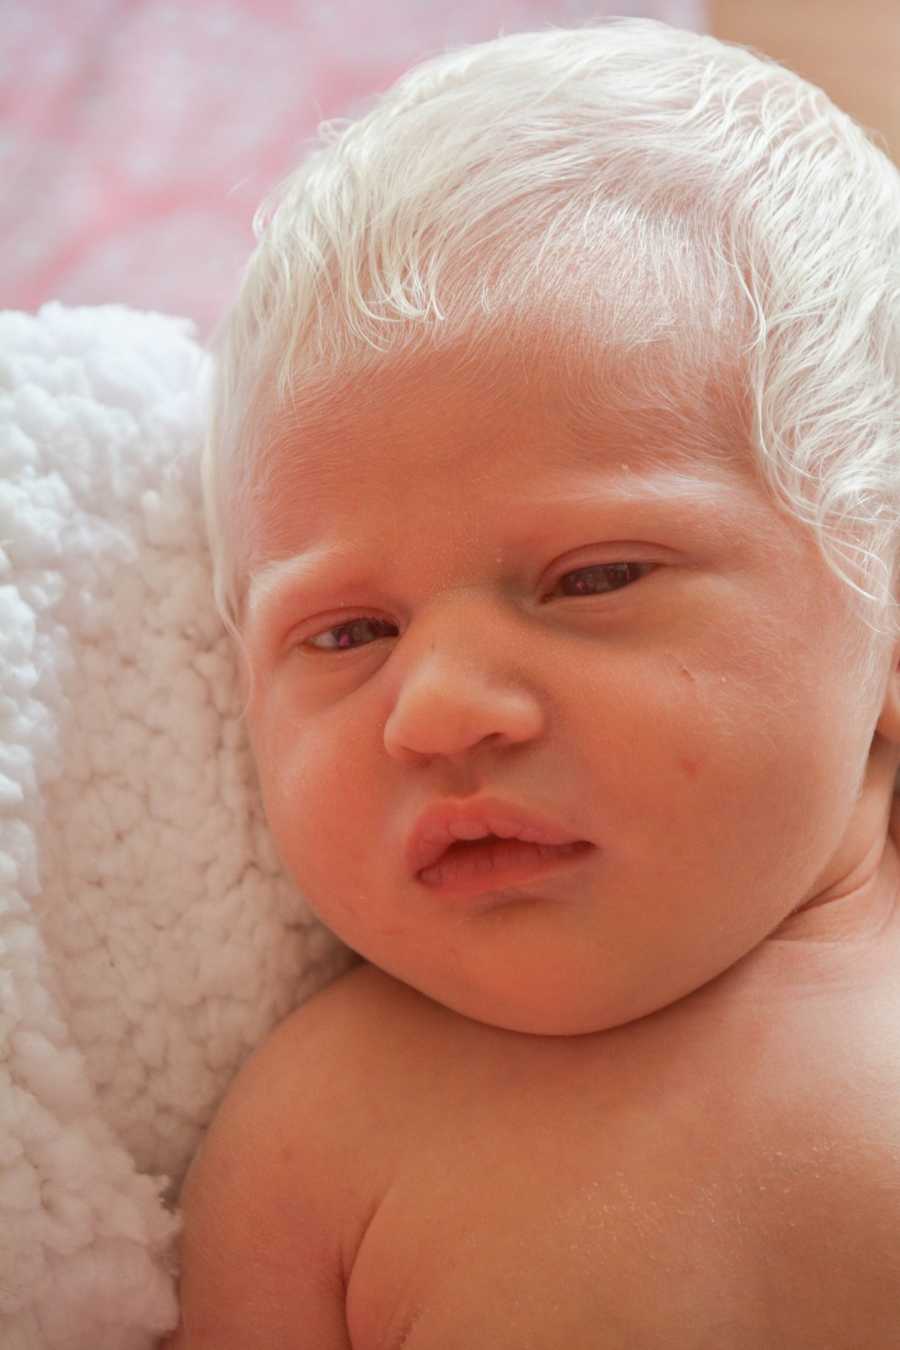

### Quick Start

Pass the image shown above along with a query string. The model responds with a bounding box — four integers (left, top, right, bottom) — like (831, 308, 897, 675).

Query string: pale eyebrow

(245, 470, 744, 623)
(512, 466, 731, 509)
(247, 546, 364, 621)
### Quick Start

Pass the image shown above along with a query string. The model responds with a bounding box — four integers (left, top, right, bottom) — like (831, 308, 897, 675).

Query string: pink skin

(238, 328, 900, 1036)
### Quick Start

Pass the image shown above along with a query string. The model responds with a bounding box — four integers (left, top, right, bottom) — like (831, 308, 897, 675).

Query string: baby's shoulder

(238, 961, 434, 1163)
(244, 962, 463, 1188)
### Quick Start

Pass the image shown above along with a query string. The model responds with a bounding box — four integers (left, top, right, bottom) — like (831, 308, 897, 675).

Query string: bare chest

(347, 1120, 758, 1349)
(340, 981, 900, 1350)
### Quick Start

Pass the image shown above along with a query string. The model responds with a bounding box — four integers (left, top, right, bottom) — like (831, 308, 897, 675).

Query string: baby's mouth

(418, 834, 593, 894)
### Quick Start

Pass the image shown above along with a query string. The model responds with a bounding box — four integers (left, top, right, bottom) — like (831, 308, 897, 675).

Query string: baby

(164, 18, 900, 1348)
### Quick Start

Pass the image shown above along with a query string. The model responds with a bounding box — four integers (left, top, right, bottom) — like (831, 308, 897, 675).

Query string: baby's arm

(161, 988, 363, 1348)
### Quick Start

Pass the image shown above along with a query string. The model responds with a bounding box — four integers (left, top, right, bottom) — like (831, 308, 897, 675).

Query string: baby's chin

(381, 960, 700, 1039)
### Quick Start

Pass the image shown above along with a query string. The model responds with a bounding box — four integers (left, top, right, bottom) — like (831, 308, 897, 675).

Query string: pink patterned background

(3, 0, 705, 339)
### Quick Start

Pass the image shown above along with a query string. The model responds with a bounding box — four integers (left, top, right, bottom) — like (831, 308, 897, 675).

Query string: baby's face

(239, 327, 891, 1034)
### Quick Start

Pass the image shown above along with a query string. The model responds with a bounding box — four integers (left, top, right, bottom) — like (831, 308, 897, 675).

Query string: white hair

(204, 16, 900, 698)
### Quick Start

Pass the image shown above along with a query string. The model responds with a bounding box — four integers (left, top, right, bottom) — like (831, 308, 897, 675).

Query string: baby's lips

(407, 795, 590, 875)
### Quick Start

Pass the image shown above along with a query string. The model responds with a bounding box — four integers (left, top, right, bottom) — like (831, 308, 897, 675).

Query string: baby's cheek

(269, 730, 372, 879)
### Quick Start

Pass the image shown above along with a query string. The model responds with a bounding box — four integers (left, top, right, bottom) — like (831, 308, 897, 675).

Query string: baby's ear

(874, 637, 900, 746)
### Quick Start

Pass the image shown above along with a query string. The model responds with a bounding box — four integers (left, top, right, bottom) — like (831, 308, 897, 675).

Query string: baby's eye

(549, 561, 653, 598)
(306, 616, 399, 653)
(302, 562, 652, 654)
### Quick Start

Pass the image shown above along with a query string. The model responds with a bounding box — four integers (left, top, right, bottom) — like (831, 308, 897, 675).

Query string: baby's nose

(383, 655, 544, 764)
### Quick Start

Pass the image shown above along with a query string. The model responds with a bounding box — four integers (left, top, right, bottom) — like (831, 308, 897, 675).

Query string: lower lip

(417, 837, 594, 899)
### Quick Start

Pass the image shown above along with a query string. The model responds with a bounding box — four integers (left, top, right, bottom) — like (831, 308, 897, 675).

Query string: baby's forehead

(264, 311, 745, 474)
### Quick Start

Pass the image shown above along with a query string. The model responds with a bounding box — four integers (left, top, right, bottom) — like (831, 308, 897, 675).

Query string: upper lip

(406, 796, 589, 876)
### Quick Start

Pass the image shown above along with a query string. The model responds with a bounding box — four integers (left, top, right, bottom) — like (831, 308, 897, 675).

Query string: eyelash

(299, 561, 655, 655)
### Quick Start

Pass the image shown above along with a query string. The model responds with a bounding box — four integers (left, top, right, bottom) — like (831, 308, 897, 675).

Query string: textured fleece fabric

(0, 303, 354, 1349)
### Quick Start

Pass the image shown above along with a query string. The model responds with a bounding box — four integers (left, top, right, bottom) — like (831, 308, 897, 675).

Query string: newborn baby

(164, 18, 900, 1347)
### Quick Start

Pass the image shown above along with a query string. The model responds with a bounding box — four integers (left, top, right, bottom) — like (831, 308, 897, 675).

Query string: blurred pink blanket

(2, 0, 704, 338)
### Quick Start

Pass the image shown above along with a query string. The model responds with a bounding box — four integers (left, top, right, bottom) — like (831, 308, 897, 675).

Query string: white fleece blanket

(0, 303, 356, 1349)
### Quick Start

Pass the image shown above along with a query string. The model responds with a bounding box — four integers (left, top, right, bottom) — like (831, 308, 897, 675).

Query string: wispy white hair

(204, 16, 900, 694)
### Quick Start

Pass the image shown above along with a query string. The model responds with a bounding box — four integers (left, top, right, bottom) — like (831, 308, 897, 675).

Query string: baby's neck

(725, 827, 900, 1012)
